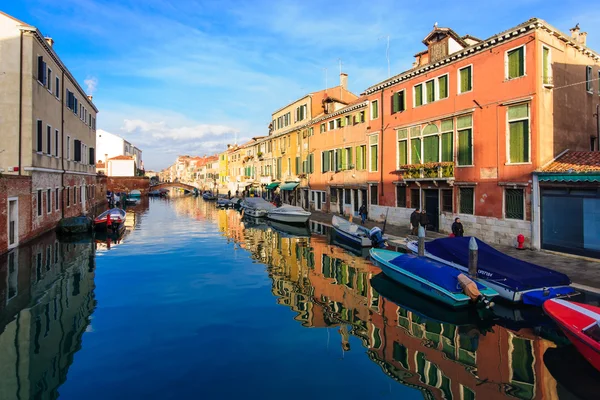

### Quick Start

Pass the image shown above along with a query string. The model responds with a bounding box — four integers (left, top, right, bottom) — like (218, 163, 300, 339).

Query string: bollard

(468, 237, 478, 279)
(418, 226, 425, 257)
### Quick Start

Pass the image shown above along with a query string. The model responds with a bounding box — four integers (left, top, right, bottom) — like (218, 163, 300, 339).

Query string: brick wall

(107, 176, 150, 195)
(0, 175, 32, 255)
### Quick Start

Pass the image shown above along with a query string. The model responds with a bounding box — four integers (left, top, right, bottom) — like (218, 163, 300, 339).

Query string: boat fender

(457, 273, 481, 302)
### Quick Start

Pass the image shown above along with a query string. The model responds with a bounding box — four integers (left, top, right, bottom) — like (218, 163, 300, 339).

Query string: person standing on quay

(420, 209, 429, 231)
(452, 217, 464, 237)
(359, 203, 368, 225)
(410, 208, 420, 235)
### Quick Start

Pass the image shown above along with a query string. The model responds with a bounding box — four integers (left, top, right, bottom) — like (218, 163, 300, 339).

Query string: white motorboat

(240, 197, 275, 218)
(267, 205, 311, 224)
(331, 215, 386, 248)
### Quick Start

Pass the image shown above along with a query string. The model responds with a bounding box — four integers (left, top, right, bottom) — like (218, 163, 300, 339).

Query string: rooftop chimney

(570, 23, 580, 39)
(578, 31, 588, 46)
(340, 73, 348, 90)
(87, 95, 93, 101)
(44, 37, 54, 47)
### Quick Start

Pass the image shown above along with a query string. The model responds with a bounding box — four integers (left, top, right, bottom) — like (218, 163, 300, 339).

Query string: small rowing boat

(94, 208, 126, 230)
(543, 298, 600, 372)
(370, 249, 498, 308)
(267, 205, 311, 224)
(332, 215, 386, 248)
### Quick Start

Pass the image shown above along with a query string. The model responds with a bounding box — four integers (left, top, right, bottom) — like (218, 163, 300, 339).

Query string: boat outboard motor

(369, 227, 386, 248)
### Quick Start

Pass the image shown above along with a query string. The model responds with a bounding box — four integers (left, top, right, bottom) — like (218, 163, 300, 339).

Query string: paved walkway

(309, 210, 600, 290)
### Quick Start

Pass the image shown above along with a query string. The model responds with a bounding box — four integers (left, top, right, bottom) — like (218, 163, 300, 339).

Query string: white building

(107, 155, 135, 177)
(96, 129, 143, 171)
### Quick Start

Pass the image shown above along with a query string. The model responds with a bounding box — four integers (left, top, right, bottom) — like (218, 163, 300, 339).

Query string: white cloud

(122, 119, 238, 141)
(84, 76, 98, 94)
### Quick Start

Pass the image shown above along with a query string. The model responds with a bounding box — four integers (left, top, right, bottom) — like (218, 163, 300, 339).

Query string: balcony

(394, 162, 454, 180)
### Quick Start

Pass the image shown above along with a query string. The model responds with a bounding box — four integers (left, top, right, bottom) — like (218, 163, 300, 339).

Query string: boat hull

(243, 208, 268, 218)
(332, 226, 371, 247)
(544, 299, 600, 372)
(406, 240, 576, 305)
(370, 250, 473, 308)
(267, 211, 310, 224)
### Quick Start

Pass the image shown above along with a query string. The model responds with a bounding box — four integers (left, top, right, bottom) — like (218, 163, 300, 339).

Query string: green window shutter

(337, 149, 343, 170)
(392, 92, 399, 113)
(508, 47, 524, 79)
(400, 91, 406, 111)
(509, 120, 529, 163)
(411, 138, 421, 164)
(295, 156, 300, 174)
(398, 141, 407, 166)
(441, 132, 453, 162)
(372, 101, 379, 119)
(426, 80, 435, 103)
(309, 154, 314, 173)
(423, 135, 439, 163)
(341, 148, 347, 169)
(370, 145, 378, 171)
(460, 67, 472, 92)
(457, 129, 472, 165)
(355, 147, 361, 170)
(438, 75, 448, 99)
(414, 85, 423, 106)
(340, 117, 345, 127)
(347, 148, 352, 167)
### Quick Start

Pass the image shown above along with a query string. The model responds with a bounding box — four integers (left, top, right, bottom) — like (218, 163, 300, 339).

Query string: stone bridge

(151, 182, 197, 192)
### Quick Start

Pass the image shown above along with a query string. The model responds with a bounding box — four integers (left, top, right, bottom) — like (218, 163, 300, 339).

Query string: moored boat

(240, 197, 274, 218)
(267, 205, 311, 224)
(332, 215, 386, 248)
(406, 236, 577, 305)
(216, 194, 233, 208)
(202, 191, 217, 200)
(370, 249, 498, 308)
(543, 298, 600, 372)
(129, 189, 142, 199)
(94, 208, 126, 230)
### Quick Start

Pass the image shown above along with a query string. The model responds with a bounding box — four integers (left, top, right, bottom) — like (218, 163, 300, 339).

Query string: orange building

(354, 19, 599, 245)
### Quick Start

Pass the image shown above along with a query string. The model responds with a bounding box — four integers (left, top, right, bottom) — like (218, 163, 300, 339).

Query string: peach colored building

(358, 19, 599, 245)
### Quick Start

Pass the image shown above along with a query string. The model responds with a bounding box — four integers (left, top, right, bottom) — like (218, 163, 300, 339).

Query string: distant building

(107, 155, 136, 177)
(96, 129, 143, 173)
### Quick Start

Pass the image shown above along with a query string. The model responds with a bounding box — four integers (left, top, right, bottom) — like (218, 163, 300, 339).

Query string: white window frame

(47, 67, 52, 93)
(413, 83, 423, 107)
(457, 64, 473, 94)
(396, 128, 409, 169)
(437, 73, 450, 100)
(368, 133, 379, 173)
(424, 78, 436, 104)
(541, 45, 552, 87)
(55, 76, 60, 98)
(456, 115, 474, 167)
(46, 188, 52, 214)
(586, 66, 593, 93)
(505, 44, 527, 80)
(506, 102, 531, 165)
(7, 197, 19, 249)
(370, 99, 379, 120)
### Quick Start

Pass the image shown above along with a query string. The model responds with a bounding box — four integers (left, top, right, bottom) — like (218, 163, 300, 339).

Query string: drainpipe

(17, 31, 23, 175)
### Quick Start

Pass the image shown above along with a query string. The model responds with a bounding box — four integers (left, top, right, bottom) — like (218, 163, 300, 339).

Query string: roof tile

(540, 151, 600, 173)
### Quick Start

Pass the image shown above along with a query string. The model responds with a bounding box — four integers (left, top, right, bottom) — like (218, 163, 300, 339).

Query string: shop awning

(265, 182, 280, 190)
(280, 182, 299, 191)
(538, 173, 600, 183)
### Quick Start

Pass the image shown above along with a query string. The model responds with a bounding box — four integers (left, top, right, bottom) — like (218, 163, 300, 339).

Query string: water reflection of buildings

(217, 211, 559, 400)
(0, 231, 96, 399)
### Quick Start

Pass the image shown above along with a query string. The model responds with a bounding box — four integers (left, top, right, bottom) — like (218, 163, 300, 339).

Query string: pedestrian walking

(227, 190, 231, 199)
(452, 217, 464, 237)
(359, 203, 368, 224)
(410, 208, 420, 235)
(420, 209, 429, 231)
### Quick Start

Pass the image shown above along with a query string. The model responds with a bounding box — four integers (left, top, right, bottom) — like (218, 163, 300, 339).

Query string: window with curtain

(441, 118, 454, 162)
(414, 84, 423, 106)
(508, 103, 529, 163)
(438, 75, 448, 99)
(370, 135, 378, 172)
(411, 138, 422, 164)
(542, 46, 551, 85)
(459, 187, 474, 214)
(457, 115, 473, 166)
(507, 46, 525, 79)
(423, 135, 439, 163)
(425, 80, 435, 103)
(459, 66, 472, 93)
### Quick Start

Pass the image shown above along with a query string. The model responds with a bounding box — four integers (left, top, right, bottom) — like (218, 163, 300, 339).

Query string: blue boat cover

(424, 237, 571, 291)
(521, 287, 578, 306)
(388, 253, 485, 294)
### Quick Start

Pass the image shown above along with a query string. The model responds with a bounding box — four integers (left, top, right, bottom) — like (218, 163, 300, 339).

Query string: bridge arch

(151, 182, 197, 192)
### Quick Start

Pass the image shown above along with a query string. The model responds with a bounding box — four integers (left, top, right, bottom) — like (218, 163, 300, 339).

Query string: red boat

(544, 298, 600, 372)
(94, 208, 126, 229)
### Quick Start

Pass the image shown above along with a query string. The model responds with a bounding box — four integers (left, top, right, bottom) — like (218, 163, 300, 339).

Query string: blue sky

(4, 0, 599, 170)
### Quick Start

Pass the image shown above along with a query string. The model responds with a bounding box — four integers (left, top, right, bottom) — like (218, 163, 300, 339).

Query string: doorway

(338, 189, 343, 214)
(303, 189, 309, 210)
(423, 189, 439, 232)
(353, 190, 359, 214)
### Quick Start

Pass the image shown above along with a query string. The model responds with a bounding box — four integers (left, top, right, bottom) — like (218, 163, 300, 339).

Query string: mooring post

(469, 237, 478, 278)
(418, 226, 425, 257)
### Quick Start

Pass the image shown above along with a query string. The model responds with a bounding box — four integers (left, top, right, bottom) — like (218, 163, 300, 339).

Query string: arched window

(422, 123, 439, 136)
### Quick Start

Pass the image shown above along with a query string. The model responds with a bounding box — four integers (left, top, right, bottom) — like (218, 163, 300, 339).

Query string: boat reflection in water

(215, 207, 568, 400)
(0, 230, 96, 400)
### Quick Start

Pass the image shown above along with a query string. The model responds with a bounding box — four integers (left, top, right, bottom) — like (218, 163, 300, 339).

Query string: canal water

(1, 196, 599, 399)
